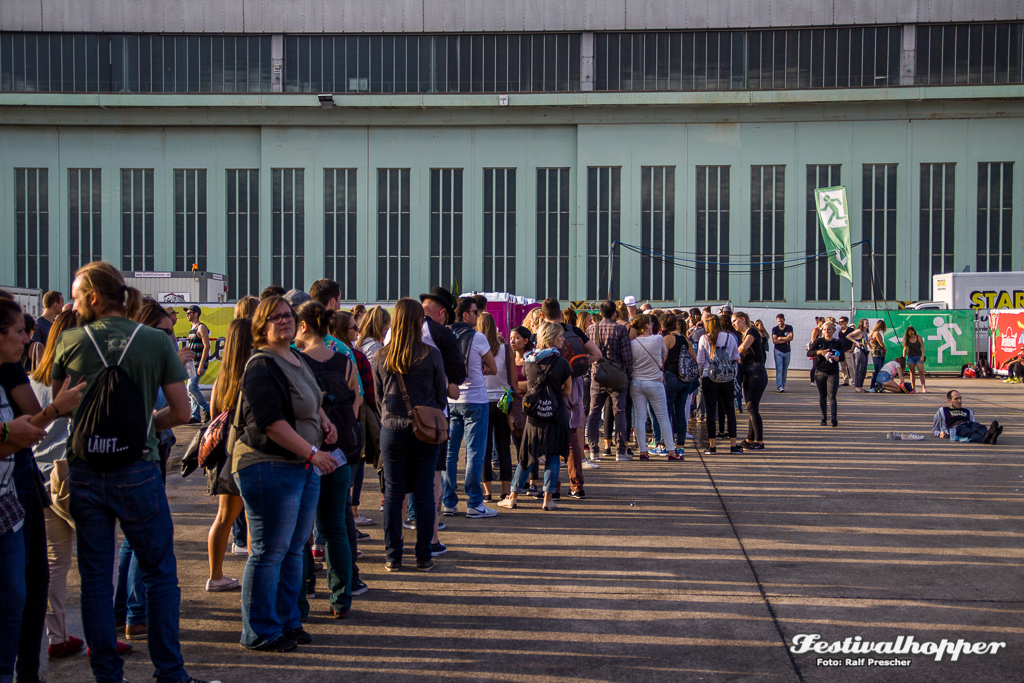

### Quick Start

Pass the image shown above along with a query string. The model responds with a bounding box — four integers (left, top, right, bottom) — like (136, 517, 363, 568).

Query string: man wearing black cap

(184, 304, 210, 423)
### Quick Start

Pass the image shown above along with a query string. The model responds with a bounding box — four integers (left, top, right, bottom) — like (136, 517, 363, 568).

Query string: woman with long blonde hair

(498, 321, 573, 510)
(373, 299, 448, 571)
(356, 306, 391, 364)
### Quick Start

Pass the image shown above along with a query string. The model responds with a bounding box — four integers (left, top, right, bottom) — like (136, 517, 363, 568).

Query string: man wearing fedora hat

(418, 287, 468, 393)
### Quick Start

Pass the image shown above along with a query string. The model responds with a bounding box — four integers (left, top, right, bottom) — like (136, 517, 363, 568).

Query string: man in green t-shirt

(51, 261, 215, 683)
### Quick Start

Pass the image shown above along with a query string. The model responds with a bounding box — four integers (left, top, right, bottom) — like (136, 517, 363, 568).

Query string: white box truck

(122, 270, 229, 304)
(932, 272, 1024, 310)
(932, 272, 1024, 361)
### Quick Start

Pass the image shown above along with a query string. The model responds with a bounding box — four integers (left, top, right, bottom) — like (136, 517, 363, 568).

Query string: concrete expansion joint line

(698, 450, 806, 683)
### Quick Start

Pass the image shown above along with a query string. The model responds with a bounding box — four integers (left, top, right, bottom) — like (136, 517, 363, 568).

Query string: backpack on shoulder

(707, 341, 737, 384)
(306, 353, 364, 456)
(522, 364, 560, 422)
(559, 324, 591, 378)
(70, 324, 153, 469)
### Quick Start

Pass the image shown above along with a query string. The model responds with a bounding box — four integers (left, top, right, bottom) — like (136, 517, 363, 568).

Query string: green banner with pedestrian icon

(814, 185, 854, 282)
(852, 310, 975, 372)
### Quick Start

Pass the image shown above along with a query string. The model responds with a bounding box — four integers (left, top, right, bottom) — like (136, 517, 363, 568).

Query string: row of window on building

(11, 162, 1014, 303)
(1, 23, 1022, 94)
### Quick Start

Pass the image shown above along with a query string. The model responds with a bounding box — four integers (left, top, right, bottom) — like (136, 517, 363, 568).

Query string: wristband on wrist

(2, 422, 8, 441)
(306, 445, 318, 461)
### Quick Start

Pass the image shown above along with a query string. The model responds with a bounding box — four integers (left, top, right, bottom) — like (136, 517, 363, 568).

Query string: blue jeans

(443, 402, 489, 510)
(512, 456, 560, 494)
(187, 372, 209, 421)
(115, 538, 146, 627)
(69, 459, 186, 683)
(773, 349, 791, 389)
(232, 513, 247, 547)
(381, 428, 438, 564)
(0, 526, 26, 680)
(234, 461, 319, 649)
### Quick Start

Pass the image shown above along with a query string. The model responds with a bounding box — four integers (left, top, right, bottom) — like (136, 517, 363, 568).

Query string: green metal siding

(1, 114, 1022, 305)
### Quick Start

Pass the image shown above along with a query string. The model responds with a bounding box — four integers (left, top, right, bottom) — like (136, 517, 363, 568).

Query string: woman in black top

(733, 312, 768, 450)
(662, 314, 698, 450)
(372, 299, 448, 572)
(296, 301, 361, 618)
(810, 321, 843, 427)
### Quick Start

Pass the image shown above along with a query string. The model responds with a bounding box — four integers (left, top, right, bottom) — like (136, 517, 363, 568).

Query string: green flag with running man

(814, 185, 854, 283)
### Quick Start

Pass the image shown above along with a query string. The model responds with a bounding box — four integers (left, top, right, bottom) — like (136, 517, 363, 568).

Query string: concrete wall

(2, 104, 1021, 304)
(2, 0, 1022, 33)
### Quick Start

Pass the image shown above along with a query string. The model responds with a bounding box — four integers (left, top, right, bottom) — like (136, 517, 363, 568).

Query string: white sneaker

(582, 459, 600, 469)
(442, 506, 458, 516)
(353, 515, 374, 526)
(230, 543, 248, 555)
(205, 576, 240, 592)
(465, 504, 498, 518)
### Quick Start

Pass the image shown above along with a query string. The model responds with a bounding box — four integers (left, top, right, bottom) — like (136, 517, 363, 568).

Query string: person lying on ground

(932, 390, 1003, 444)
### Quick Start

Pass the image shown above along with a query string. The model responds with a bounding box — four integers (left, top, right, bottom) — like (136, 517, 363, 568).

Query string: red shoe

(667, 453, 685, 461)
(86, 641, 133, 658)
(332, 607, 351, 619)
(47, 635, 84, 659)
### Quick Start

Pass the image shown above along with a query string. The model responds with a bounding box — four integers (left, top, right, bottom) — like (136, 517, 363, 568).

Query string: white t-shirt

(450, 330, 492, 405)
(485, 344, 510, 402)
(881, 360, 902, 377)
(630, 336, 667, 382)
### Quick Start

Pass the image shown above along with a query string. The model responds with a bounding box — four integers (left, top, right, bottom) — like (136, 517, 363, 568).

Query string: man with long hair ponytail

(51, 262, 215, 683)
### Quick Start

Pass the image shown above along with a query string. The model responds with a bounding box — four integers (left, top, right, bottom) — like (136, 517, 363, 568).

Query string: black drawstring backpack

(70, 323, 153, 469)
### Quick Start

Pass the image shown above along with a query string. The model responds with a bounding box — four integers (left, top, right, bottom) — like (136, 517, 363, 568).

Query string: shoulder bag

(593, 357, 628, 392)
(395, 372, 449, 445)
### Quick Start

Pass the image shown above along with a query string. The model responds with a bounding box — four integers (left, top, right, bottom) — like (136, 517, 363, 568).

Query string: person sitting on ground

(876, 357, 909, 393)
(932, 390, 1003, 444)
(999, 350, 1024, 383)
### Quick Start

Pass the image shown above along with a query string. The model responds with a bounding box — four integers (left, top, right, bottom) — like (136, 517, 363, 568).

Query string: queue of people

(0, 264, 1013, 683)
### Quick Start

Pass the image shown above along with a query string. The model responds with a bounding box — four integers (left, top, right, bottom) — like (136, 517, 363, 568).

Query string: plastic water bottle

(184, 360, 198, 380)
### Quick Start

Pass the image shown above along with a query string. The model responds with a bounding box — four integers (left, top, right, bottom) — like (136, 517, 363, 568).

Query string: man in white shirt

(442, 297, 498, 518)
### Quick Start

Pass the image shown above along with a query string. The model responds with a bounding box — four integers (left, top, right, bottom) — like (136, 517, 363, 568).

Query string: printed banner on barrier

(170, 304, 235, 386)
(853, 310, 975, 372)
(989, 309, 1024, 371)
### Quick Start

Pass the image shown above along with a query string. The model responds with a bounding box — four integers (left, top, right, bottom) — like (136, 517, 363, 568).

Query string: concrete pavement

(40, 373, 1023, 682)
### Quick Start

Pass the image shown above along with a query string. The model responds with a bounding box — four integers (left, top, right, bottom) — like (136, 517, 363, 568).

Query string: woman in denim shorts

(902, 326, 928, 393)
